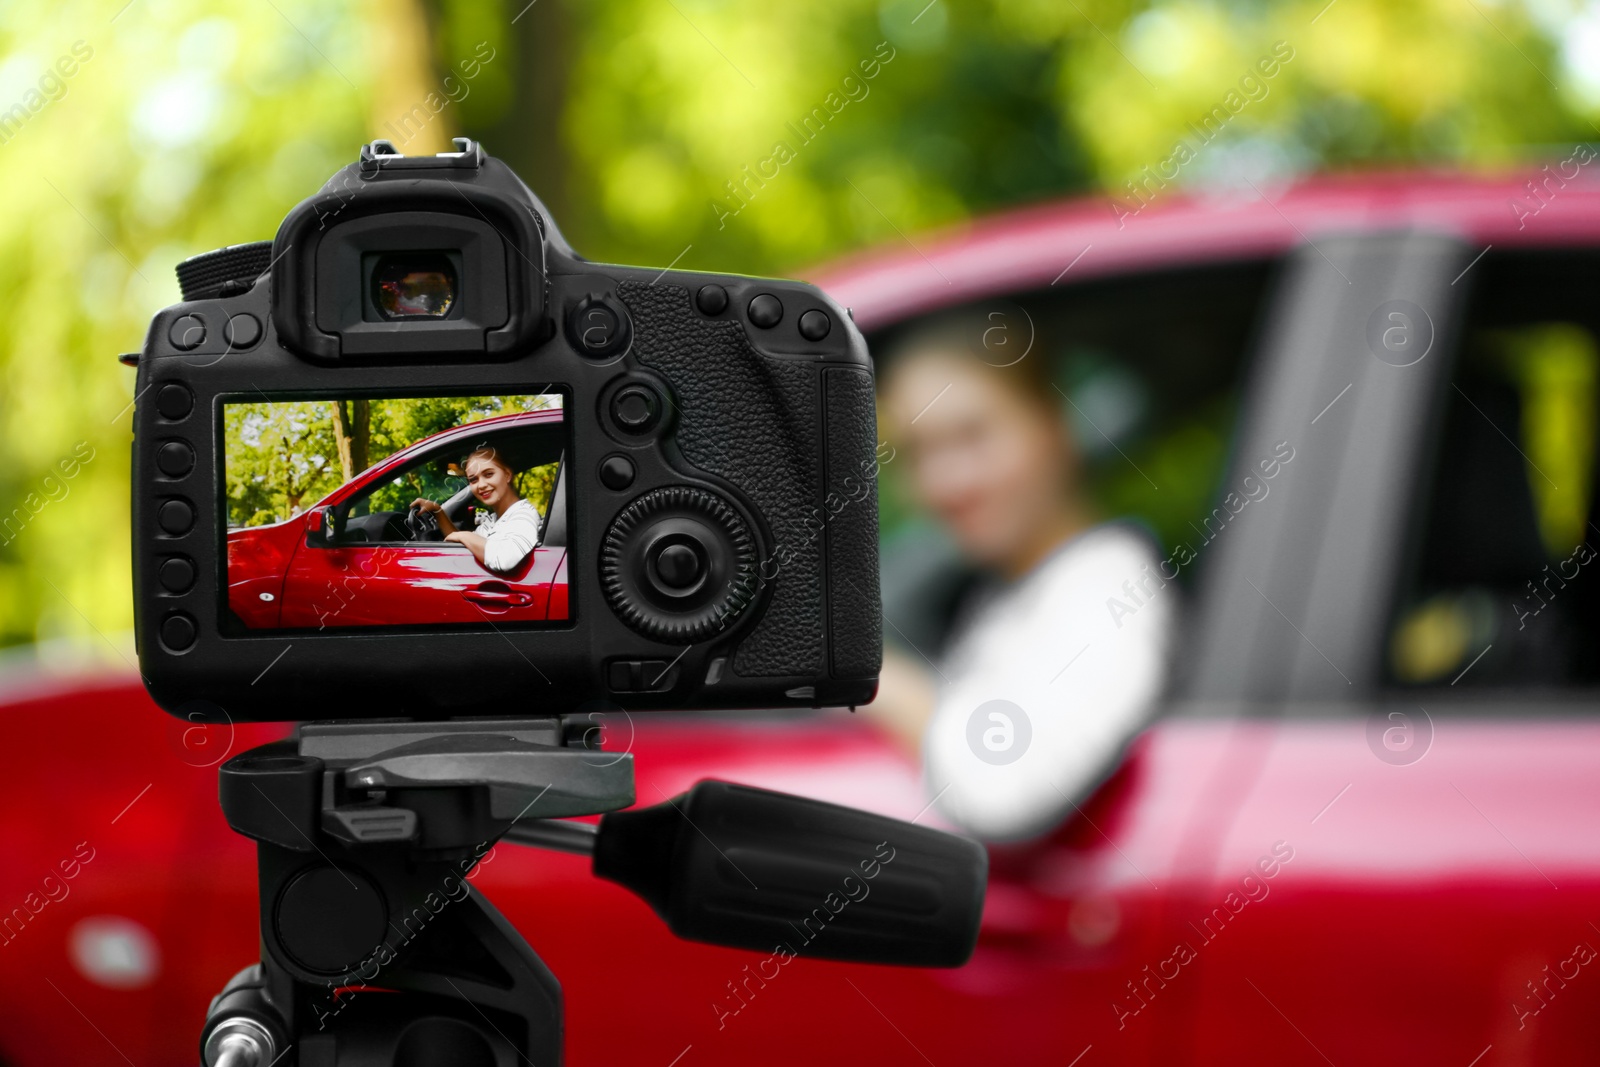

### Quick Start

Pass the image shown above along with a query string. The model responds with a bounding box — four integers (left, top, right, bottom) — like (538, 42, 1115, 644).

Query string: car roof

(376, 407, 564, 468)
(809, 167, 1600, 333)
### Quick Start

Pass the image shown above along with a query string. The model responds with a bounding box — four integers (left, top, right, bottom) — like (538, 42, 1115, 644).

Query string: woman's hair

(461, 444, 518, 479)
(880, 308, 1061, 416)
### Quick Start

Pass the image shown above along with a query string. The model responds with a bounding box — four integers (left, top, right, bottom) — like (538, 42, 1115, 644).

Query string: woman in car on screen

(867, 313, 1174, 843)
(410, 444, 542, 573)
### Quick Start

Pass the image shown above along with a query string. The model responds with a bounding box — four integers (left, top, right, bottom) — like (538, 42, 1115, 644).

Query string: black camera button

(598, 454, 636, 491)
(611, 385, 660, 433)
(159, 556, 196, 594)
(568, 294, 631, 359)
(156, 383, 194, 420)
(169, 314, 206, 351)
(156, 440, 196, 478)
(696, 284, 729, 315)
(160, 612, 197, 652)
(607, 658, 680, 693)
(224, 313, 262, 349)
(157, 498, 195, 535)
(606, 660, 632, 691)
(798, 309, 832, 341)
(747, 293, 783, 328)
(651, 542, 704, 591)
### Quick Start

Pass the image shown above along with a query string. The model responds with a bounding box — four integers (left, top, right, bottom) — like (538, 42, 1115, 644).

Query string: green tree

(0, 0, 445, 650)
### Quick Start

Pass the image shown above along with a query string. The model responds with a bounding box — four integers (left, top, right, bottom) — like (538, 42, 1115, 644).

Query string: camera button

(652, 543, 703, 590)
(696, 284, 729, 315)
(798, 309, 832, 341)
(599, 454, 636, 491)
(157, 499, 195, 535)
(611, 385, 660, 433)
(224, 313, 262, 349)
(568, 294, 632, 359)
(160, 612, 197, 651)
(607, 658, 680, 693)
(156, 383, 194, 420)
(169, 314, 206, 351)
(157, 440, 196, 478)
(747, 293, 783, 328)
(159, 556, 196, 594)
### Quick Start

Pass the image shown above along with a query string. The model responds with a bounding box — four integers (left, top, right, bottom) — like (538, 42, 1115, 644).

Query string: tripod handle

(590, 780, 986, 967)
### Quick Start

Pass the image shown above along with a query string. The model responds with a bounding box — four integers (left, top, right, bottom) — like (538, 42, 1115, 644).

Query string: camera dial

(600, 486, 757, 643)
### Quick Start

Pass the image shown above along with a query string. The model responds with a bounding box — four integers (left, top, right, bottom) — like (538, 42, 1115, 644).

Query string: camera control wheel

(600, 486, 758, 643)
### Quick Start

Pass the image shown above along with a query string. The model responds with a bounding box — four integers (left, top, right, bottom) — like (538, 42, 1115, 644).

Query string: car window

(340, 428, 562, 540)
(870, 259, 1280, 654)
(348, 455, 466, 518)
(1386, 248, 1600, 690)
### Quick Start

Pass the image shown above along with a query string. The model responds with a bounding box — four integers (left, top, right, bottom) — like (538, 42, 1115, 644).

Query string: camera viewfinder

(373, 253, 457, 320)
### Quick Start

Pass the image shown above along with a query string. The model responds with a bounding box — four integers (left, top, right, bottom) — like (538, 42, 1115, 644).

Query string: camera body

(131, 140, 882, 723)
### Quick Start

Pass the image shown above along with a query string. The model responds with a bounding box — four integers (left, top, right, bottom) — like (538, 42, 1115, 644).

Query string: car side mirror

(305, 506, 335, 547)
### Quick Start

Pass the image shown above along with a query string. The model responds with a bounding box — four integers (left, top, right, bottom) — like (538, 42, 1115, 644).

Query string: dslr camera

(129, 139, 882, 722)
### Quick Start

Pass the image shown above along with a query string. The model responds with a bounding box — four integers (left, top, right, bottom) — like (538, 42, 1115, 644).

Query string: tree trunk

(368, 0, 454, 155)
(332, 400, 371, 483)
(453, 0, 574, 225)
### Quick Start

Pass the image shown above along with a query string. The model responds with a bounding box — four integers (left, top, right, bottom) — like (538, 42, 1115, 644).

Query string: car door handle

(463, 584, 534, 608)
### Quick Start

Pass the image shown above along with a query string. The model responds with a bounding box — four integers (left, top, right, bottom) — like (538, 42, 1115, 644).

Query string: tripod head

(203, 717, 987, 1066)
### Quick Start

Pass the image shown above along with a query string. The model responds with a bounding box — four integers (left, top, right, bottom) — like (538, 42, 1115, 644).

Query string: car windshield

(349, 456, 465, 517)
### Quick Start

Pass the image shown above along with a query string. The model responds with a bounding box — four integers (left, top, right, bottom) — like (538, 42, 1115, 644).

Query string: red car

(226, 409, 569, 629)
(6, 169, 1600, 1065)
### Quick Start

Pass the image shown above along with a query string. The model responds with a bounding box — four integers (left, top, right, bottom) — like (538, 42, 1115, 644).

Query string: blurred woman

(869, 315, 1173, 842)
(411, 444, 542, 573)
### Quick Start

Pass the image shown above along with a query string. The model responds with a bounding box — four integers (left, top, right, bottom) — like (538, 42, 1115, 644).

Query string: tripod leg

(201, 963, 291, 1067)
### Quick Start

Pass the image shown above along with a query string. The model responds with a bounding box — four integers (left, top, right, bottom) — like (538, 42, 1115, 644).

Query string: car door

(279, 457, 563, 629)
(279, 539, 564, 628)
(1170, 235, 1600, 1064)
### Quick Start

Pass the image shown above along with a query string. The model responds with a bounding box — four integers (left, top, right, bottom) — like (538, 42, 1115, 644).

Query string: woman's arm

(865, 648, 939, 757)
(445, 530, 487, 565)
(921, 531, 1174, 841)
(477, 505, 541, 573)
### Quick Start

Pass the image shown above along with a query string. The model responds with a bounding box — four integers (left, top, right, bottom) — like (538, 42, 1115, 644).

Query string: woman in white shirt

(410, 445, 542, 574)
(870, 317, 1173, 842)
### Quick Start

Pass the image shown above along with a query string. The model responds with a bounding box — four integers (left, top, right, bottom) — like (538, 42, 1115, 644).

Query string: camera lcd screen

(221, 393, 570, 632)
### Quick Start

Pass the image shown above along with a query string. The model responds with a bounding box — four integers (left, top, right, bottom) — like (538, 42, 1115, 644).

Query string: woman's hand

(409, 497, 458, 536)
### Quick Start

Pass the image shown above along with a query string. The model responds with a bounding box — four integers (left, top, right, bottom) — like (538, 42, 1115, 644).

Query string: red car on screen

(226, 409, 569, 629)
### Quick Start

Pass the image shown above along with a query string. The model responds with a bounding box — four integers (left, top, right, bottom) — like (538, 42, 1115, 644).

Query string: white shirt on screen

(922, 523, 1173, 842)
(475, 498, 542, 573)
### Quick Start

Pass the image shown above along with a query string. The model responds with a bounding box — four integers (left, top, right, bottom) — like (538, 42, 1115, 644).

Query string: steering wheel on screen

(406, 504, 442, 542)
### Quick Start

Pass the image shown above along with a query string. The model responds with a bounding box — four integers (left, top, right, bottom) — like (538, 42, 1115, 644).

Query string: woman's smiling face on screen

(465, 454, 515, 510)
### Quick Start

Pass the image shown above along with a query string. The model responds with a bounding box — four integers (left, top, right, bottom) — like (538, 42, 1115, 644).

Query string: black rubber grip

(176, 240, 274, 301)
(593, 780, 987, 967)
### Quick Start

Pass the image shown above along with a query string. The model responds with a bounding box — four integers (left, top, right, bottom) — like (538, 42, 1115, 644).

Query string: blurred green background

(3, 0, 1599, 656)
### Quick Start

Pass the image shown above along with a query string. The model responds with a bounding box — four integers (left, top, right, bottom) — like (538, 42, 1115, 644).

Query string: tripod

(201, 716, 987, 1067)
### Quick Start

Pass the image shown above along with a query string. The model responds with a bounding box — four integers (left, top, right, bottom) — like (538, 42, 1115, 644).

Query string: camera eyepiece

(371, 253, 458, 320)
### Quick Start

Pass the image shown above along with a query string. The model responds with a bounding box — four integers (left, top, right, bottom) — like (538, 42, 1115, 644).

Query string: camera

(130, 139, 882, 723)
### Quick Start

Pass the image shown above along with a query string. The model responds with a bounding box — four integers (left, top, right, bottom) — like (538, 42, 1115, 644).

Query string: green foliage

(224, 401, 340, 527)
(519, 0, 1600, 279)
(0, 0, 387, 650)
